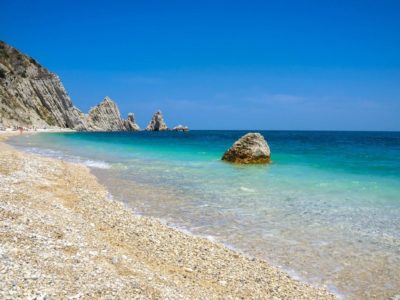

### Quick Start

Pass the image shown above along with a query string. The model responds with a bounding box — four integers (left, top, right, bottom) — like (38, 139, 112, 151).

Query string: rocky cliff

(0, 41, 184, 132)
(145, 111, 168, 131)
(0, 41, 85, 129)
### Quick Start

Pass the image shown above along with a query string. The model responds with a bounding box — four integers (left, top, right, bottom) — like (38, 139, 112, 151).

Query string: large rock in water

(172, 124, 189, 132)
(145, 110, 168, 131)
(124, 112, 140, 131)
(222, 133, 271, 164)
(85, 96, 127, 131)
(0, 40, 87, 129)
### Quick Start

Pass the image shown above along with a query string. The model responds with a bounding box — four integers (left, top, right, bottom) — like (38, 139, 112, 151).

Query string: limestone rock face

(0, 41, 186, 132)
(222, 133, 271, 164)
(0, 41, 87, 129)
(86, 97, 126, 131)
(124, 112, 140, 131)
(145, 111, 168, 131)
(172, 125, 189, 132)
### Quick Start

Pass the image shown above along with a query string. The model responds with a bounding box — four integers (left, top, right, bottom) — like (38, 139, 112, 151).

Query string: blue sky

(2, 0, 400, 130)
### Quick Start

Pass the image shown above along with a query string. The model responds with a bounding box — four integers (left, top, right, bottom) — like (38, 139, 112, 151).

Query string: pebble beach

(0, 132, 336, 299)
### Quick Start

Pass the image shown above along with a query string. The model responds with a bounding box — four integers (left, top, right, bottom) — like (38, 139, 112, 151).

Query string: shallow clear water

(8, 131, 400, 299)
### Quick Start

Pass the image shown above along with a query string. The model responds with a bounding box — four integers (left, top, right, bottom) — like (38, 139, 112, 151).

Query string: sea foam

(83, 160, 111, 169)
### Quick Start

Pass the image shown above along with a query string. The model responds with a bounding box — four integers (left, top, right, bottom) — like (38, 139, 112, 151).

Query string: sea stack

(86, 96, 126, 131)
(222, 132, 271, 164)
(145, 110, 168, 131)
(172, 125, 189, 132)
(124, 112, 140, 131)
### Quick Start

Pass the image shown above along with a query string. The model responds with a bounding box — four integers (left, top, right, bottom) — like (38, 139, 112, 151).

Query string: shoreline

(0, 131, 336, 299)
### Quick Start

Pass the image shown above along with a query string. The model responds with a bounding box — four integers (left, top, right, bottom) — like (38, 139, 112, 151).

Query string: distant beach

(0, 131, 336, 299)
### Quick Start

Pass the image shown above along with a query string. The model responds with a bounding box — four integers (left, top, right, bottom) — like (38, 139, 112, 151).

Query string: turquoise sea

(8, 131, 400, 299)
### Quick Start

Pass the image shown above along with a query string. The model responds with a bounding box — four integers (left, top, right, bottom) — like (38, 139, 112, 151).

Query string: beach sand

(0, 132, 336, 299)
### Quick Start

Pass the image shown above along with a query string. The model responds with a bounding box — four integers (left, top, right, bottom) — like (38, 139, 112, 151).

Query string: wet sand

(0, 132, 336, 299)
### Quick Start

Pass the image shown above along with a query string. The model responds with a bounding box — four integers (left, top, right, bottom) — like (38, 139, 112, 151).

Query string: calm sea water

(8, 131, 400, 299)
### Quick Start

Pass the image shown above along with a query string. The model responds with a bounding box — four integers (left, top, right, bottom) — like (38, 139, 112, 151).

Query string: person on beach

(18, 127, 23, 134)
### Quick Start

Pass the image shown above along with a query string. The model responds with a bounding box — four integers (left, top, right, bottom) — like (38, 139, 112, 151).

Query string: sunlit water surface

(8, 131, 400, 299)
